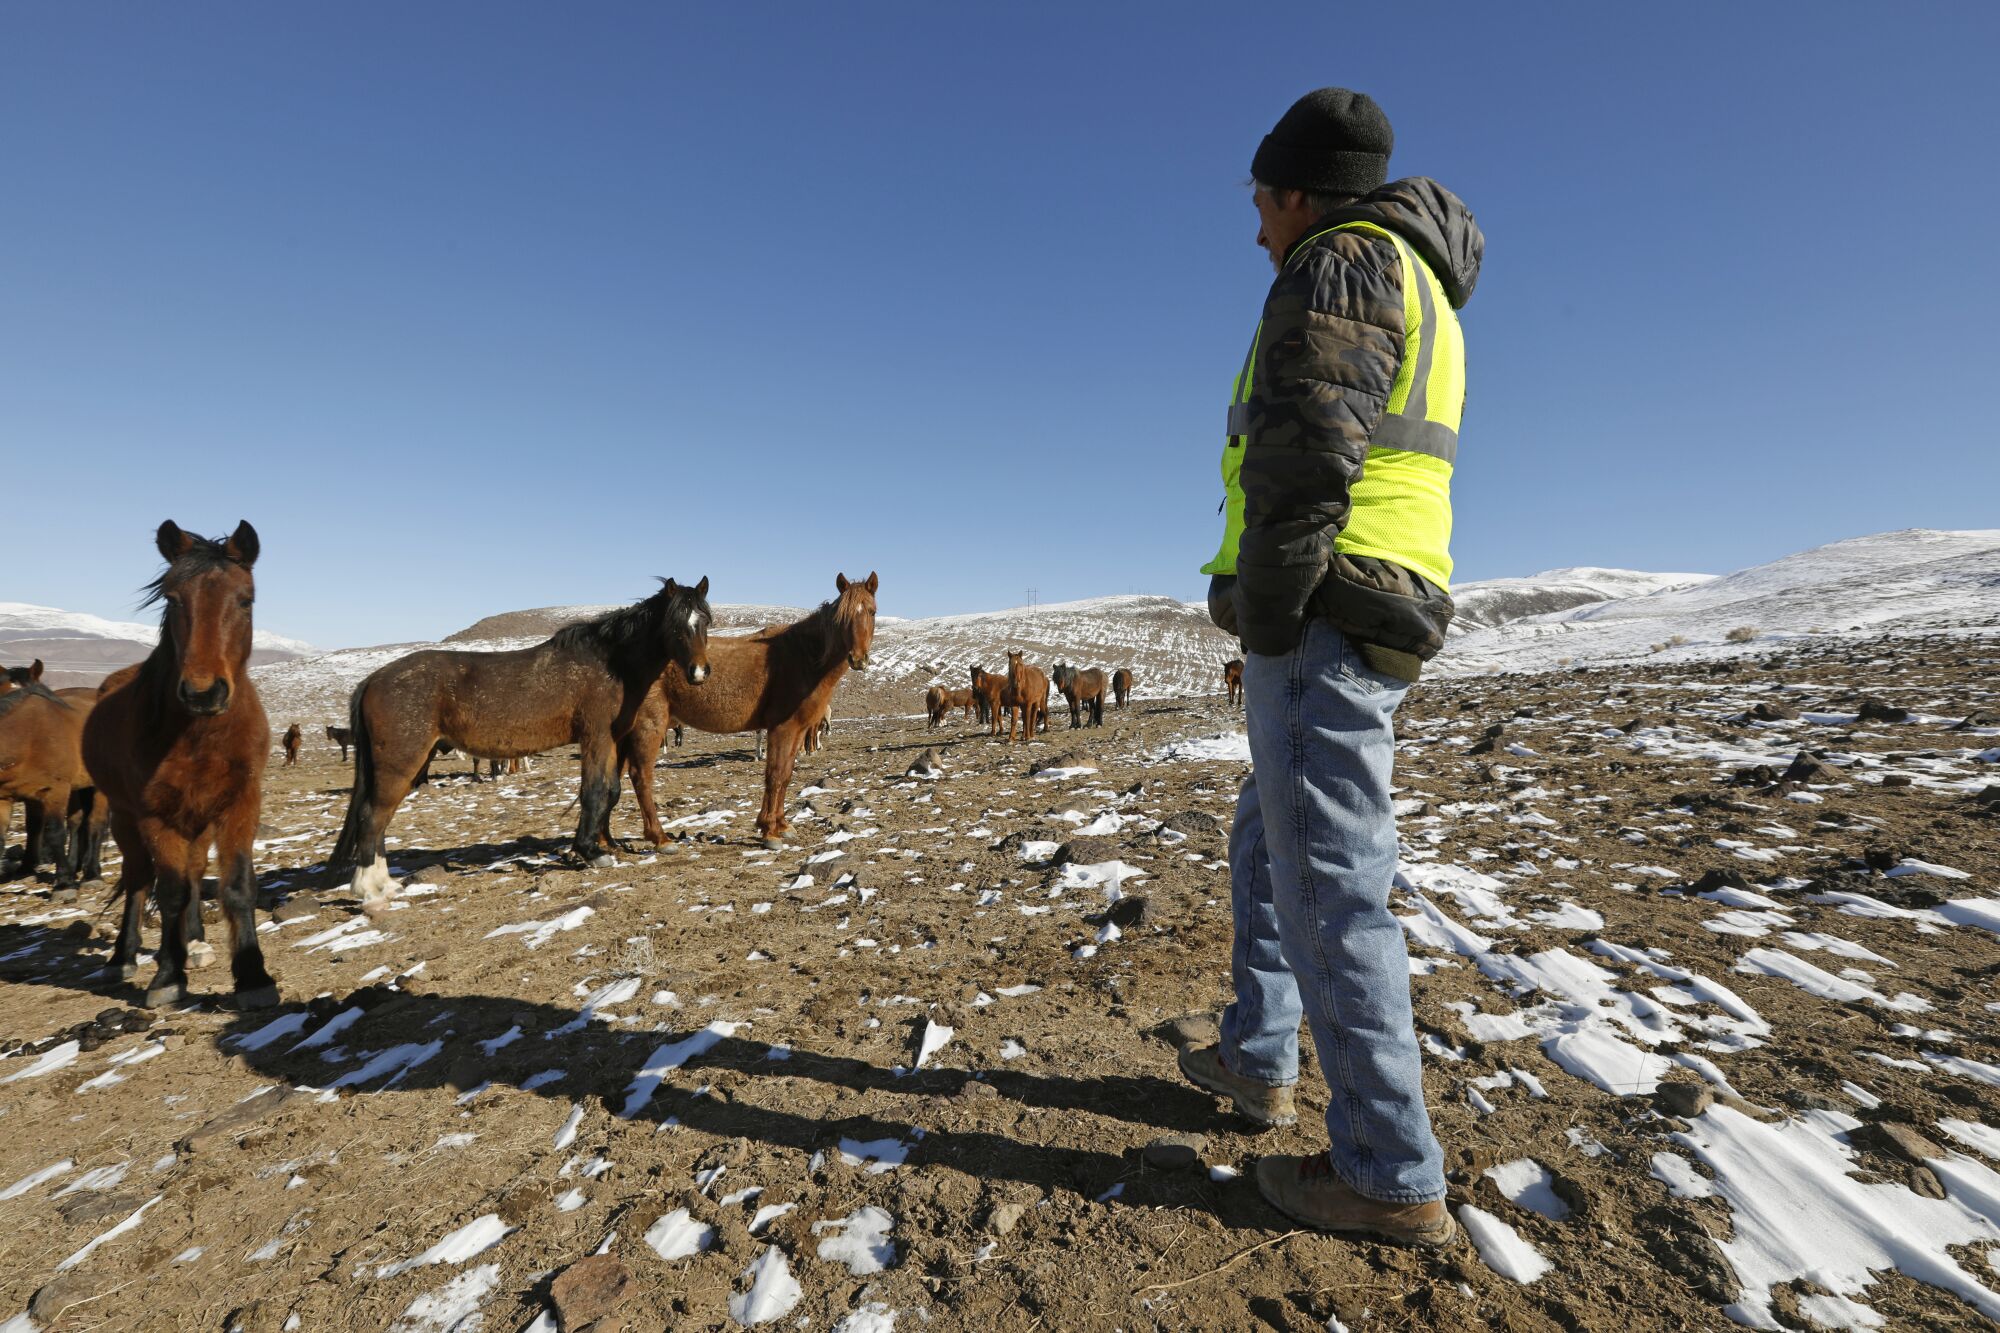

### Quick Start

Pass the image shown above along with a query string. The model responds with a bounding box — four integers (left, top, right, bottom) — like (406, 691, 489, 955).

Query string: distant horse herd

(0, 519, 1243, 1010)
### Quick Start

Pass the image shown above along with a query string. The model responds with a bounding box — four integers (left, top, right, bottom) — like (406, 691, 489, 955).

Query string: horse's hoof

(589, 853, 617, 869)
(52, 888, 78, 905)
(187, 941, 217, 968)
(144, 981, 188, 1008)
(103, 962, 138, 982)
(234, 985, 281, 1011)
(760, 837, 786, 851)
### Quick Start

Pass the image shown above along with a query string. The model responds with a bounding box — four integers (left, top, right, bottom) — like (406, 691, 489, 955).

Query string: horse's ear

(694, 576, 709, 600)
(156, 520, 194, 563)
(227, 520, 260, 568)
(864, 571, 878, 593)
(835, 573, 849, 593)
(29, 659, 43, 681)
(661, 577, 680, 597)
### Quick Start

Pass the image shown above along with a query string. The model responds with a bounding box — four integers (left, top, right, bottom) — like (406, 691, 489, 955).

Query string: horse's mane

(0, 680, 66, 719)
(549, 583, 692, 659)
(140, 533, 241, 611)
(765, 594, 862, 671)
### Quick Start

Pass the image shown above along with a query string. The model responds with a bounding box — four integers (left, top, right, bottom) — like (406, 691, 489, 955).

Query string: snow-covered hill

(252, 594, 1238, 725)
(1445, 567, 1715, 634)
(1437, 529, 2000, 675)
(0, 601, 313, 687)
(244, 529, 2000, 724)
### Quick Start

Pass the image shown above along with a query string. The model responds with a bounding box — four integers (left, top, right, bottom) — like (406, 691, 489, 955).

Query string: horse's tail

(330, 682, 375, 870)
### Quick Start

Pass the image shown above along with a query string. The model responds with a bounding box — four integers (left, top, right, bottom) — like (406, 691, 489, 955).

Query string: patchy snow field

(1, 621, 1997, 1330)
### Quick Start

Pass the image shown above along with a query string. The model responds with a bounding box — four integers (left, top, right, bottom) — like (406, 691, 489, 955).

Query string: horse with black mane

(282, 722, 302, 766)
(1223, 658, 1244, 706)
(614, 572, 876, 849)
(332, 577, 712, 912)
(83, 521, 277, 1008)
(1112, 668, 1134, 709)
(325, 724, 354, 760)
(1051, 663, 1108, 729)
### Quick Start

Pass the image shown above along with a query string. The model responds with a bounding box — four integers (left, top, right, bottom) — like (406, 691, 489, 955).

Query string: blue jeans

(1219, 620, 1445, 1204)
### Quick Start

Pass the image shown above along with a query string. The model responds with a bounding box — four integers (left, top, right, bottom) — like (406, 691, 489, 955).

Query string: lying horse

(326, 723, 354, 760)
(1051, 663, 1108, 729)
(84, 521, 277, 1008)
(1112, 668, 1134, 709)
(333, 577, 711, 911)
(616, 572, 877, 849)
(1223, 658, 1244, 707)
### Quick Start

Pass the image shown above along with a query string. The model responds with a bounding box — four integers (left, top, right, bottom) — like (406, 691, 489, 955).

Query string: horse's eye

(239, 597, 254, 610)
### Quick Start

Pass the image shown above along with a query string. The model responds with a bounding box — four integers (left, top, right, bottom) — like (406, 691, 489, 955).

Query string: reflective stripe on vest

(1201, 222, 1463, 590)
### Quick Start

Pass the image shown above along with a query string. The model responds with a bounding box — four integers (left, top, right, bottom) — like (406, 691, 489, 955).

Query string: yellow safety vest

(1201, 221, 1464, 591)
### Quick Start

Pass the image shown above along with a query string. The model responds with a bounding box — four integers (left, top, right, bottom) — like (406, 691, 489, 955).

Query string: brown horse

(325, 723, 354, 760)
(1, 660, 45, 865)
(333, 577, 712, 908)
(616, 572, 877, 849)
(1004, 651, 1050, 743)
(970, 667, 1008, 734)
(1112, 668, 1134, 709)
(83, 521, 277, 1008)
(0, 682, 98, 892)
(927, 686, 974, 727)
(1223, 658, 1244, 707)
(281, 722, 302, 766)
(1051, 663, 1108, 729)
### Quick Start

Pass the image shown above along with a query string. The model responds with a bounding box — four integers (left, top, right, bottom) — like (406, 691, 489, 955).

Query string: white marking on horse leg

(351, 855, 396, 916)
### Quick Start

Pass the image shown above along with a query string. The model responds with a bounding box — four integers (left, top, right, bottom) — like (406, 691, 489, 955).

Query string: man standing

(1180, 87, 1482, 1247)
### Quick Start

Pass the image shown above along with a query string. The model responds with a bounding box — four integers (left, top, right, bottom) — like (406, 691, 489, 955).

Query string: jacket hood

(1316, 177, 1483, 309)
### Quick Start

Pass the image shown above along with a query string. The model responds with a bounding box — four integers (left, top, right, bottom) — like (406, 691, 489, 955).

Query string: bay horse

(82, 521, 277, 1008)
(1112, 668, 1134, 709)
(615, 571, 877, 849)
(970, 667, 1008, 734)
(326, 724, 354, 760)
(1051, 663, 1108, 729)
(1223, 658, 1244, 707)
(282, 722, 302, 766)
(1004, 651, 1050, 743)
(0, 681, 95, 892)
(333, 577, 712, 910)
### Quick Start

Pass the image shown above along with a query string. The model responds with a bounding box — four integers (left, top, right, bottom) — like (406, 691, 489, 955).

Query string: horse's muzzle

(848, 653, 869, 671)
(687, 663, 710, 684)
(178, 679, 231, 715)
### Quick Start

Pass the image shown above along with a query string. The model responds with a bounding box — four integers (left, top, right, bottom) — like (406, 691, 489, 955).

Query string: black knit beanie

(1251, 88, 1392, 197)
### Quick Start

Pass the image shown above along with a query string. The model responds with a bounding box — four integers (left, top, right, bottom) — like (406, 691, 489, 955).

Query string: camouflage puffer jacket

(1229, 177, 1483, 664)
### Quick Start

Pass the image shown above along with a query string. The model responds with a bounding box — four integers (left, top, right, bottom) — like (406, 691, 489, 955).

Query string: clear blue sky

(6, 3, 1996, 648)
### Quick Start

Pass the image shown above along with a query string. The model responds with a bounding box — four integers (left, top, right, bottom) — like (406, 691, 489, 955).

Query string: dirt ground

(2, 633, 1997, 1332)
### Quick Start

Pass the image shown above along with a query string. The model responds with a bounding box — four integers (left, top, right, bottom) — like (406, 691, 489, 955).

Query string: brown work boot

(1176, 1043, 1297, 1128)
(1255, 1152, 1456, 1248)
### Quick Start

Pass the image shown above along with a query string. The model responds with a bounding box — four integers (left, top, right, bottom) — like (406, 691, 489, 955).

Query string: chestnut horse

(1051, 663, 1108, 729)
(83, 521, 277, 1008)
(1112, 668, 1134, 709)
(0, 681, 98, 892)
(282, 722, 302, 766)
(927, 686, 974, 727)
(1004, 651, 1049, 743)
(616, 572, 877, 849)
(970, 667, 1008, 734)
(1223, 658, 1244, 707)
(2, 659, 46, 866)
(333, 577, 712, 908)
